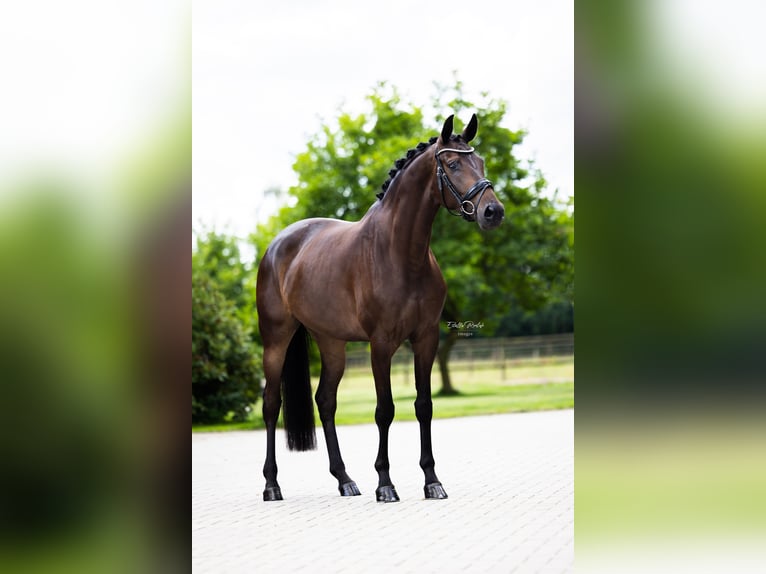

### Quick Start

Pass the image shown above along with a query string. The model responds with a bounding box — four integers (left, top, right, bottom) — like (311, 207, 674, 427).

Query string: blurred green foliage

(576, 0, 766, 568)
(192, 232, 262, 423)
(0, 186, 134, 549)
(0, 181, 187, 573)
(0, 5, 190, 569)
(191, 230, 258, 334)
(577, 0, 766, 398)
(250, 81, 574, 392)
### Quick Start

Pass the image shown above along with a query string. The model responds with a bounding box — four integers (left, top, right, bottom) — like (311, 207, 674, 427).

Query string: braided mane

(376, 134, 463, 201)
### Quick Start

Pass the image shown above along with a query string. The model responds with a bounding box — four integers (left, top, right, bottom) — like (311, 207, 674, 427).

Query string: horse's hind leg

(313, 335, 360, 496)
(261, 336, 290, 501)
(260, 307, 300, 501)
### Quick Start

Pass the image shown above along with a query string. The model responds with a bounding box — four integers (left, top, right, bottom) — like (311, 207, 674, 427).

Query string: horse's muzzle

(478, 201, 505, 230)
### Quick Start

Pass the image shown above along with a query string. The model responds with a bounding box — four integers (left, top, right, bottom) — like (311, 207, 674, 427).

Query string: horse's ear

(462, 113, 478, 143)
(440, 114, 454, 144)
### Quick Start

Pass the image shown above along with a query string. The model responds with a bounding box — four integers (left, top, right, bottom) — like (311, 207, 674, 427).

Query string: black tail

(281, 324, 316, 451)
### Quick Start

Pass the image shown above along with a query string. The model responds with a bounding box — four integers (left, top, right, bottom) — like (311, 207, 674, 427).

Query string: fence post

(500, 342, 506, 382)
(403, 358, 409, 386)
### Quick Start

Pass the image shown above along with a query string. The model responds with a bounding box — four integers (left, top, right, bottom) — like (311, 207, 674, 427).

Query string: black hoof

(263, 486, 283, 501)
(424, 482, 448, 499)
(339, 481, 361, 496)
(375, 485, 400, 503)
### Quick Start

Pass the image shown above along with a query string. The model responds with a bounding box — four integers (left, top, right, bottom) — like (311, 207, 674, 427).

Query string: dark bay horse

(257, 114, 504, 502)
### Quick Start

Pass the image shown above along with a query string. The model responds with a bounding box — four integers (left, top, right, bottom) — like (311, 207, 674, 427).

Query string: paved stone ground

(192, 409, 573, 573)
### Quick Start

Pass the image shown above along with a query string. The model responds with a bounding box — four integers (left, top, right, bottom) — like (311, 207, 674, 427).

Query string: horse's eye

(448, 160, 459, 170)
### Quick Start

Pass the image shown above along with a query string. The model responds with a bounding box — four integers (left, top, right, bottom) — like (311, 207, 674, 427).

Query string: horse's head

(435, 114, 505, 230)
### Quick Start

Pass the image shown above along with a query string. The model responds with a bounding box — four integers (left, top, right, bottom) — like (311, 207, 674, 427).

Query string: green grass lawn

(193, 356, 573, 432)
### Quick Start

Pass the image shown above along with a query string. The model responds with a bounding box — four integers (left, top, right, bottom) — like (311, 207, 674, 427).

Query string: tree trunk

(436, 329, 459, 396)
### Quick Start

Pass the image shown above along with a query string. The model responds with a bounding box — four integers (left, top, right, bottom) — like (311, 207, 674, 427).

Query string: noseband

(435, 147, 494, 220)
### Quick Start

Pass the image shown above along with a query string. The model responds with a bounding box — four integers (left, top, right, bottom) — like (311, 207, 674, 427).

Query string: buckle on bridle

(461, 200, 475, 216)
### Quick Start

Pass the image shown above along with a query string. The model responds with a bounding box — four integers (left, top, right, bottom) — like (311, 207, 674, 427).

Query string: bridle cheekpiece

(435, 146, 494, 220)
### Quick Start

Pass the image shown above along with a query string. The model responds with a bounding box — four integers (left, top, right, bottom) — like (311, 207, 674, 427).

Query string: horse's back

(261, 217, 353, 266)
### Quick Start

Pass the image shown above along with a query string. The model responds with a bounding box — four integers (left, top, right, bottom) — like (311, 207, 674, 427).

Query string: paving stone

(193, 410, 573, 573)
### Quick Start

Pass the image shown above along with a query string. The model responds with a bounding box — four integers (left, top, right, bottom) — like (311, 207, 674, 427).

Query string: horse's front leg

(412, 328, 448, 499)
(370, 342, 399, 502)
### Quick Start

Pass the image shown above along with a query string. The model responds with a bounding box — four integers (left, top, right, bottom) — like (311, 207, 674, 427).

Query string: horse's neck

(363, 155, 439, 271)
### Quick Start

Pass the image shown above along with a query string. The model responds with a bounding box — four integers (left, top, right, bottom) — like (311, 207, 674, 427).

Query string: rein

(435, 147, 494, 220)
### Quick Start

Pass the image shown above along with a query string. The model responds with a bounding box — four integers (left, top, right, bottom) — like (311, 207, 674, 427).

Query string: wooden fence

(344, 333, 574, 383)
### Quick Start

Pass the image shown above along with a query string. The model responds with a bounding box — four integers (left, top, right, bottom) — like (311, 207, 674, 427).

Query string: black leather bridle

(435, 146, 494, 220)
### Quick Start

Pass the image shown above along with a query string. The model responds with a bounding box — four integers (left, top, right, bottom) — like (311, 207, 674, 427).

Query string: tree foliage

(192, 232, 261, 423)
(251, 81, 574, 393)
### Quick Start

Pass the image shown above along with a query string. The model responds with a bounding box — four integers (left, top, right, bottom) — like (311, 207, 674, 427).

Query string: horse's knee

(375, 402, 395, 427)
(414, 396, 433, 421)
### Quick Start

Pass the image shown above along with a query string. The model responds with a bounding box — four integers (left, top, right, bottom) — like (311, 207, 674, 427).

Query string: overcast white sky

(0, 1, 186, 200)
(193, 0, 574, 238)
(3, 1, 762, 243)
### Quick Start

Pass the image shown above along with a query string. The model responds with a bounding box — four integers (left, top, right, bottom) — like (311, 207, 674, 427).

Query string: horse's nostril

(484, 203, 504, 220)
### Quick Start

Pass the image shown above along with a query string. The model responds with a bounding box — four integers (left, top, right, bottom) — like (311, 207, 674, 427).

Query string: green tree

(192, 232, 262, 423)
(251, 81, 573, 394)
(192, 231, 245, 297)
